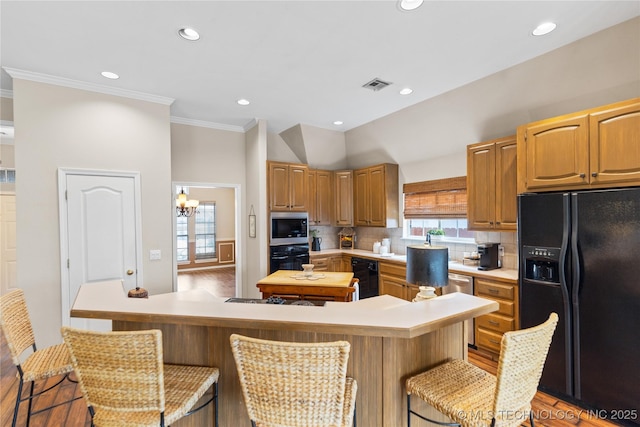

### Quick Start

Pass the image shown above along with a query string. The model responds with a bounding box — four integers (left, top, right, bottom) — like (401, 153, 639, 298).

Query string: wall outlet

(149, 249, 161, 260)
(498, 245, 505, 257)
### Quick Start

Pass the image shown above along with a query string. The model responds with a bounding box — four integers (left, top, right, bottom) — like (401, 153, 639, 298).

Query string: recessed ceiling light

(178, 27, 200, 41)
(398, 0, 423, 11)
(101, 71, 119, 80)
(399, 88, 413, 95)
(532, 22, 557, 36)
(333, 121, 344, 126)
(237, 99, 250, 106)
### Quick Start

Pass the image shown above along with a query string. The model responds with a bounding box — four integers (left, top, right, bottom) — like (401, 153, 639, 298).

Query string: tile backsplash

(311, 225, 518, 270)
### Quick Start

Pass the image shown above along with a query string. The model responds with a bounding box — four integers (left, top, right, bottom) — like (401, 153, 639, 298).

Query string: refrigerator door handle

(570, 192, 582, 399)
(560, 193, 575, 396)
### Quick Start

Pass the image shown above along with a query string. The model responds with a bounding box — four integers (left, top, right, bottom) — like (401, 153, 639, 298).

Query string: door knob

(126, 269, 134, 275)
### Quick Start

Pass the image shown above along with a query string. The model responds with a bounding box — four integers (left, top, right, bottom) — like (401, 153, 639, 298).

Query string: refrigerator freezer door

(518, 192, 573, 397)
(573, 188, 640, 414)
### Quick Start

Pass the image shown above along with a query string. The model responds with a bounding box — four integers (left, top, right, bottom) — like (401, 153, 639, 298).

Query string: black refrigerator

(518, 188, 640, 424)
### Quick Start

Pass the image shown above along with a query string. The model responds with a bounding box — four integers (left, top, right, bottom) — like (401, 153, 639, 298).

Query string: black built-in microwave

(270, 212, 309, 245)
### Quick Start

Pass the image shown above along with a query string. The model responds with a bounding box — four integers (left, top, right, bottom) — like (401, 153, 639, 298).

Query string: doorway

(172, 182, 241, 298)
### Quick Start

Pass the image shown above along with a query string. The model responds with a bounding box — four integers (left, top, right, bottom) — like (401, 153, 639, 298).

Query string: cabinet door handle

(579, 173, 586, 178)
(496, 221, 501, 225)
(488, 320, 500, 326)
(592, 172, 598, 177)
(489, 339, 500, 345)
(488, 289, 499, 294)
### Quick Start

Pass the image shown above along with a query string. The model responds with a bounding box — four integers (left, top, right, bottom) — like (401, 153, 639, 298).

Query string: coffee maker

(477, 243, 500, 270)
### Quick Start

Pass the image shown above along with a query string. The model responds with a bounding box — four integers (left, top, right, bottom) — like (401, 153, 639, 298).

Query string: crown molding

(243, 118, 259, 132)
(3, 67, 174, 106)
(170, 116, 246, 133)
(0, 89, 13, 99)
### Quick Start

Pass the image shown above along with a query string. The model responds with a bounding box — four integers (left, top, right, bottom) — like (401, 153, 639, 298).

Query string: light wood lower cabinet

(474, 277, 519, 353)
(309, 253, 347, 272)
(379, 262, 416, 301)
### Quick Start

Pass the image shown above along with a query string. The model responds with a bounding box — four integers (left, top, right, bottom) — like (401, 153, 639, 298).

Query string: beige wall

(245, 120, 269, 298)
(171, 123, 245, 185)
(186, 187, 235, 241)
(13, 80, 173, 347)
(1, 96, 14, 121)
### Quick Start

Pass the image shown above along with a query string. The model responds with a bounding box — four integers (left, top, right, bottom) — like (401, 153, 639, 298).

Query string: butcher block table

(257, 270, 355, 301)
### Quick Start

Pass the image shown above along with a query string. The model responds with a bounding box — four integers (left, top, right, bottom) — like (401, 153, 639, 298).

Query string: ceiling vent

(362, 78, 392, 91)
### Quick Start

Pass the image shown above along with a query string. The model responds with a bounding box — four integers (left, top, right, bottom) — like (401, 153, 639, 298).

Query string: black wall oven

(270, 212, 309, 246)
(270, 244, 310, 273)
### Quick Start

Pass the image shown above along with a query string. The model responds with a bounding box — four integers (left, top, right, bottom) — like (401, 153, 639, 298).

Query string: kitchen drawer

(310, 257, 329, 270)
(493, 299, 515, 317)
(379, 262, 406, 278)
(476, 313, 514, 334)
(476, 328, 504, 353)
(476, 279, 514, 300)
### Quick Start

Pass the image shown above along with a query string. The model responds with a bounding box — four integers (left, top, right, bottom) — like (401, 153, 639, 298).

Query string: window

(195, 202, 216, 260)
(403, 176, 474, 242)
(0, 168, 16, 183)
(405, 218, 474, 241)
(176, 216, 189, 262)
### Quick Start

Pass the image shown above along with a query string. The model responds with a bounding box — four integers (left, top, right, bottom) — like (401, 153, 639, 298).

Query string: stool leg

(11, 378, 24, 427)
(214, 382, 219, 427)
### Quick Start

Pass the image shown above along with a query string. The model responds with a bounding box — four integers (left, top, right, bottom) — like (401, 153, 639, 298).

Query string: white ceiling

(1, 1, 638, 134)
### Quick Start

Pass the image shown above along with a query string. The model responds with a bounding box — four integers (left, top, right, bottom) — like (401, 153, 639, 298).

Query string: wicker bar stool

(0, 288, 81, 427)
(230, 334, 357, 427)
(61, 327, 220, 427)
(406, 313, 558, 427)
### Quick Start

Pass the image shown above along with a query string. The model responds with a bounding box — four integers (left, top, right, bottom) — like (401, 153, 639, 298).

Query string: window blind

(403, 176, 467, 219)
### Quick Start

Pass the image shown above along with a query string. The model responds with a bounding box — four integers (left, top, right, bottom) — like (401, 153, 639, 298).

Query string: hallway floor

(176, 266, 236, 298)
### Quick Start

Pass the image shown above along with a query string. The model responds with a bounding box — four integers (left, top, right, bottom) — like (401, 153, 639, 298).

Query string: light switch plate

(150, 249, 161, 260)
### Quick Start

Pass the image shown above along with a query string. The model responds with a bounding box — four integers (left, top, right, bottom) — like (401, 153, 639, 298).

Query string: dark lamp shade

(406, 245, 449, 287)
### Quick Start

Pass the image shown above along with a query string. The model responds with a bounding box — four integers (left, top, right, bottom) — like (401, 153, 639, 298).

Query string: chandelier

(176, 188, 199, 217)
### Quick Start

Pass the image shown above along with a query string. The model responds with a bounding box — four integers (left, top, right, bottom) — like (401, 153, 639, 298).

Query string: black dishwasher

(351, 257, 379, 299)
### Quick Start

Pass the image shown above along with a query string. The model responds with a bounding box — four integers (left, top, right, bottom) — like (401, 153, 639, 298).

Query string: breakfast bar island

(71, 281, 498, 427)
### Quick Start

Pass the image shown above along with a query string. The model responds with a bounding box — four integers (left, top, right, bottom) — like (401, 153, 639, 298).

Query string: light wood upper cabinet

(268, 161, 308, 211)
(517, 98, 640, 193)
(353, 163, 399, 227)
(334, 170, 353, 226)
(308, 169, 333, 226)
(467, 136, 517, 231)
(590, 101, 640, 186)
(519, 115, 589, 191)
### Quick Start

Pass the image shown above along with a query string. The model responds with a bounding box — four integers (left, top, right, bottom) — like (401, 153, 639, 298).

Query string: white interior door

(0, 193, 17, 294)
(61, 171, 141, 330)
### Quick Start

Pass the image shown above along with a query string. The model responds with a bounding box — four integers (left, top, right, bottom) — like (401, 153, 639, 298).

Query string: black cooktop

(225, 297, 325, 307)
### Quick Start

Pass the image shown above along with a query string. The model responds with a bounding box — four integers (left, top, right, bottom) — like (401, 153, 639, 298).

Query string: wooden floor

(177, 266, 236, 298)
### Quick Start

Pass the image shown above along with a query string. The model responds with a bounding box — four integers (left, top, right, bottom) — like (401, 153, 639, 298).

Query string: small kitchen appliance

(477, 243, 499, 270)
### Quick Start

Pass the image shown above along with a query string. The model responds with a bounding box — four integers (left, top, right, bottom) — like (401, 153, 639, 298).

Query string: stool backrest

(61, 327, 166, 414)
(493, 313, 558, 425)
(0, 289, 36, 365)
(230, 334, 351, 426)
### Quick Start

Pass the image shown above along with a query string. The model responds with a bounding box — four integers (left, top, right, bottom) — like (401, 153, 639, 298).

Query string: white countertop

(311, 248, 519, 282)
(71, 280, 498, 338)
